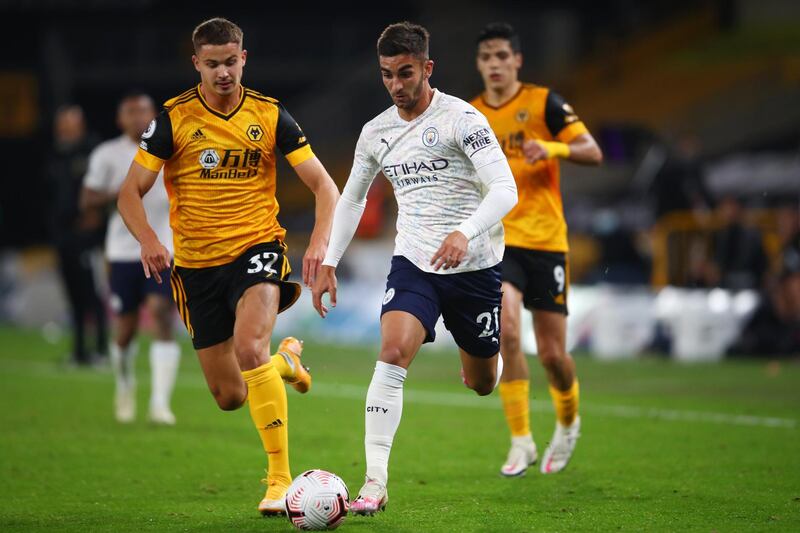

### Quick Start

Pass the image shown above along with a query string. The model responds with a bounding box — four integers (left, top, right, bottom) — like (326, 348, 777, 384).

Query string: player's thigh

(196, 337, 247, 410)
(439, 266, 503, 359)
(379, 256, 441, 368)
(233, 281, 281, 370)
(145, 293, 174, 340)
(379, 310, 427, 369)
(109, 261, 145, 319)
(500, 281, 524, 344)
(459, 349, 498, 396)
(171, 266, 235, 352)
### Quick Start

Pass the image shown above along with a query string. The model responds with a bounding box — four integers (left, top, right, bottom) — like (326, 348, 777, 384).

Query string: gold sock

(241, 362, 291, 498)
(549, 378, 580, 426)
(498, 380, 531, 437)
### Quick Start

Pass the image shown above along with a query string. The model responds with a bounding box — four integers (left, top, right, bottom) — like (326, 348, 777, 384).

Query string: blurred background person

(703, 195, 768, 290)
(47, 105, 108, 367)
(648, 133, 713, 221)
(80, 92, 181, 425)
(728, 241, 800, 357)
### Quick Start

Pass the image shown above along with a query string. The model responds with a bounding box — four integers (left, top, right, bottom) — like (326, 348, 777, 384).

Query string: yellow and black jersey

(471, 84, 589, 253)
(134, 84, 314, 268)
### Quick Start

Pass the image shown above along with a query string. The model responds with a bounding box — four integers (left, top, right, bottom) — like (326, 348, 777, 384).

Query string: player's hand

(431, 231, 469, 271)
(303, 238, 327, 288)
(522, 139, 548, 164)
(311, 265, 337, 318)
(140, 235, 171, 284)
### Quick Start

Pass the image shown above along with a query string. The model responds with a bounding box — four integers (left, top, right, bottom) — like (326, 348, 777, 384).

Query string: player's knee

(500, 325, 522, 353)
(115, 334, 135, 351)
(538, 344, 565, 370)
(471, 376, 495, 396)
(378, 345, 407, 367)
(234, 338, 267, 370)
(211, 387, 246, 411)
(151, 308, 173, 339)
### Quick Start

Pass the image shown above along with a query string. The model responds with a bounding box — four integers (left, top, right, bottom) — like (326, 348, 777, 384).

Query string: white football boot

(540, 416, 581, 474)
(350, 478, 388, 515)
(148, 405, 176, 426)
(500, 436, 538, 477)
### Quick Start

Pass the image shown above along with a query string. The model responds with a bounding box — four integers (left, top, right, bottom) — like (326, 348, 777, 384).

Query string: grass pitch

(0, 325, 798, 532)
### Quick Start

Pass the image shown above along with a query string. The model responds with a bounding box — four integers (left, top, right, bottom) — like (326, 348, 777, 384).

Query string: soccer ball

(285, 469, 350, 530)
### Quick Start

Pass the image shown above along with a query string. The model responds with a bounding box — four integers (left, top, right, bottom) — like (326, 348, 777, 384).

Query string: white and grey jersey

(83, 135, 172, 261)
(347, 89, 508, 273)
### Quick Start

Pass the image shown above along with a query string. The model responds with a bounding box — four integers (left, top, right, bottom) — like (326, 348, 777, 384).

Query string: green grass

(0, 325, 799, 532)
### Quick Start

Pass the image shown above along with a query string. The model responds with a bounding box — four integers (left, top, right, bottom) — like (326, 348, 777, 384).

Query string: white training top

(323, 89, 516, 274)
(83, 135, 173, 261)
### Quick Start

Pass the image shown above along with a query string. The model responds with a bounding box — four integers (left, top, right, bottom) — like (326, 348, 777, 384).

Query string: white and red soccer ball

(285, 469, 350, 530)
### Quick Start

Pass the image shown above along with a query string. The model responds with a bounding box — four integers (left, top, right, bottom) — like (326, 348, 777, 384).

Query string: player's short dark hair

(118, 90, 153, 107)
(377, 22, 430, 59)
(192, 17, 243, 51)
(476, 22, 521, 53)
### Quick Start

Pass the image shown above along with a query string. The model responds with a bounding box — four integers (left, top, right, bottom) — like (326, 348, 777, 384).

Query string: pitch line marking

(3, 359, 796, 429)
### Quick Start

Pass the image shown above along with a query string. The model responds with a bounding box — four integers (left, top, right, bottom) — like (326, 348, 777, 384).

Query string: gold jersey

(134, 85, 314, 268)
(471, 84, 588, 252)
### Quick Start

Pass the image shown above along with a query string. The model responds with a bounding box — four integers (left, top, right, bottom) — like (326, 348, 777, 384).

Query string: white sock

(364, 361, 407, 486)
(149, 340, 181, 412)
(512, 434, 535, 447)
(110, 342, 137, 390)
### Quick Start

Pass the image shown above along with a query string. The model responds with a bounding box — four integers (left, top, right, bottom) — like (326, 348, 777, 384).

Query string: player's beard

(397, 76, 425, 111)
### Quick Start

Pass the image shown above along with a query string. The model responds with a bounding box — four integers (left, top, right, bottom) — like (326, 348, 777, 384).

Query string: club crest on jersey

(515, 109, 529, 123)
(422, 127, 439, 147)
(247, 124, 263, 141)
(199, 149, 220, 169)
(383, 288, 395, 305)
(141, 119, 156, 139)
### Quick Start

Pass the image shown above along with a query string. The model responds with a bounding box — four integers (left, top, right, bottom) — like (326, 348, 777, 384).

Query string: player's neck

(397, 85, 435, 122)
(484, 80, 522, 107)
(199, 83, 243, 115)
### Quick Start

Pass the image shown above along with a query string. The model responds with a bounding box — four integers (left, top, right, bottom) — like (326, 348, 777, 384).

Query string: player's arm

(292, 157, 340, 288)
(523, 91, 603, 166)
(80, 187, 116, 211)
(431, 114, 518, 271)
(117, 161, 170, 283)
(276, 104, 340, 287)
(117, 110, 174, 283)
(79, 146, 115, 227)
(311, 129, 379, 317)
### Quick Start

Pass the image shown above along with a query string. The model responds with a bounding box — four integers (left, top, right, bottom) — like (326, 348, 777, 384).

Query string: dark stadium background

(8, 0, 794, 248)
(0, 0, 798, 348)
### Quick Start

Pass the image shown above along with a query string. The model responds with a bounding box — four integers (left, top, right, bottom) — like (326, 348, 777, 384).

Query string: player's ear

(514, 52, 523, 69)
(192, 54, 200, 73)
(424, 59, 434, 79)
(241, 49, 247, 67)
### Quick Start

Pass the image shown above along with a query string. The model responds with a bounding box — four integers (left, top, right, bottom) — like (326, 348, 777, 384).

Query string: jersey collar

(480, 83, 524, 111)
(196, 84, 247, 120)
(395, 88, 441, 123)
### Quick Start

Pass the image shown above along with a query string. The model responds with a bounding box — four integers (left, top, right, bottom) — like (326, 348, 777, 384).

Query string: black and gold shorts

(170, 241, 301, 349)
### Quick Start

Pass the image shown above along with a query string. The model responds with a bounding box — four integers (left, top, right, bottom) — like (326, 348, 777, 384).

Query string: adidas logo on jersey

(190, 128, 206, 141)
(264, 418, 284, 430)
